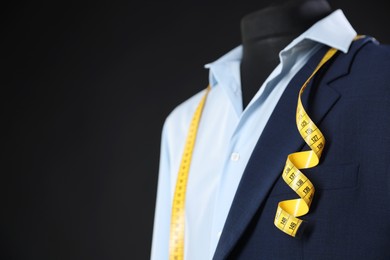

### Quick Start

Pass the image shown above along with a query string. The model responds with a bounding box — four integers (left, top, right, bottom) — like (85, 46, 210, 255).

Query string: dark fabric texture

(213, 37, 390, 260)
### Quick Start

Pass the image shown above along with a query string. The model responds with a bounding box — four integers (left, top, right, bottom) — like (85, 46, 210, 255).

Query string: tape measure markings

(274, 47, 339, 237)
(169, 86, 211, 260)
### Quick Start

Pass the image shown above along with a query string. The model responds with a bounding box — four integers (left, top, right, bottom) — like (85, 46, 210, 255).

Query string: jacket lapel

(213, 44, 349, 260)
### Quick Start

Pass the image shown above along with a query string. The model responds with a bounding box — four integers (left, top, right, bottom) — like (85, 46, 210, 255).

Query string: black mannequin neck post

(240, 0, 332, 109)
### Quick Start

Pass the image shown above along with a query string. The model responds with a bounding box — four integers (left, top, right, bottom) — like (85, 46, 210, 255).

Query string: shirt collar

(282, 9, 357, 54)
(204, 46, 243, 91)
(204, 9, 357, 89)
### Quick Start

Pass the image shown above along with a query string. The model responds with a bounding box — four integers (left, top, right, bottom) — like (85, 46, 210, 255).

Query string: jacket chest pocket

(269, 162, 359, 197)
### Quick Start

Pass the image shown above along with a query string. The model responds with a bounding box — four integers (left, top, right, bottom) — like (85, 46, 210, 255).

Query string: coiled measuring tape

(273, 47, 337, 237)
(169, 86, 210, 260)
(274, 35, 364, 237)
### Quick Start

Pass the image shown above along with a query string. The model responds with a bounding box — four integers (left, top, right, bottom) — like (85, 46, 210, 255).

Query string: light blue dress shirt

(151, 10, 357, 260)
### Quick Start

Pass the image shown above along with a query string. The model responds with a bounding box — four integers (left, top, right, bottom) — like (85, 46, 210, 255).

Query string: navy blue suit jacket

(213, 37, 390, 259)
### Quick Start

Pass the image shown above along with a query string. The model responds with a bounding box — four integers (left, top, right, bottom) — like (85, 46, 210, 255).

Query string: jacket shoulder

(354, 36, 390, 62)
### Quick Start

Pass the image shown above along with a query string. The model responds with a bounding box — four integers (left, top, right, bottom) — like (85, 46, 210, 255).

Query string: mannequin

(240, 0, 333, 108)
(153, 0, 390, 258)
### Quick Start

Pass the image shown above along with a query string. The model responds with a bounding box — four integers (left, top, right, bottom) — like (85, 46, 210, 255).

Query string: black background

(2, 1, 389, 259)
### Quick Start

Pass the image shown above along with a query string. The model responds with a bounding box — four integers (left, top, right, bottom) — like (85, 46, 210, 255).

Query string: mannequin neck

(240, 0, 332, 109)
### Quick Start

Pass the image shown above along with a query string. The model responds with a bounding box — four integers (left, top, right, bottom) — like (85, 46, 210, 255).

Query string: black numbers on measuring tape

(296, 179, 304, 187)
(289, 222, 297, 230)
(305, 128, 313, 135)
(311, 135, 319, 143)
(303, 186, 311, 194)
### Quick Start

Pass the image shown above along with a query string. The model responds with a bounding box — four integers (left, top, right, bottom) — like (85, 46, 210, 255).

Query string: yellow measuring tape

(169, 86, 211, 260)
(273, 47, 338, 237)
(274, 35, 364, 237)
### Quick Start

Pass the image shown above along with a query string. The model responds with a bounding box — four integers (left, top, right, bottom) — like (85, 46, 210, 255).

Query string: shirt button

(230, 152, 240, 161)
